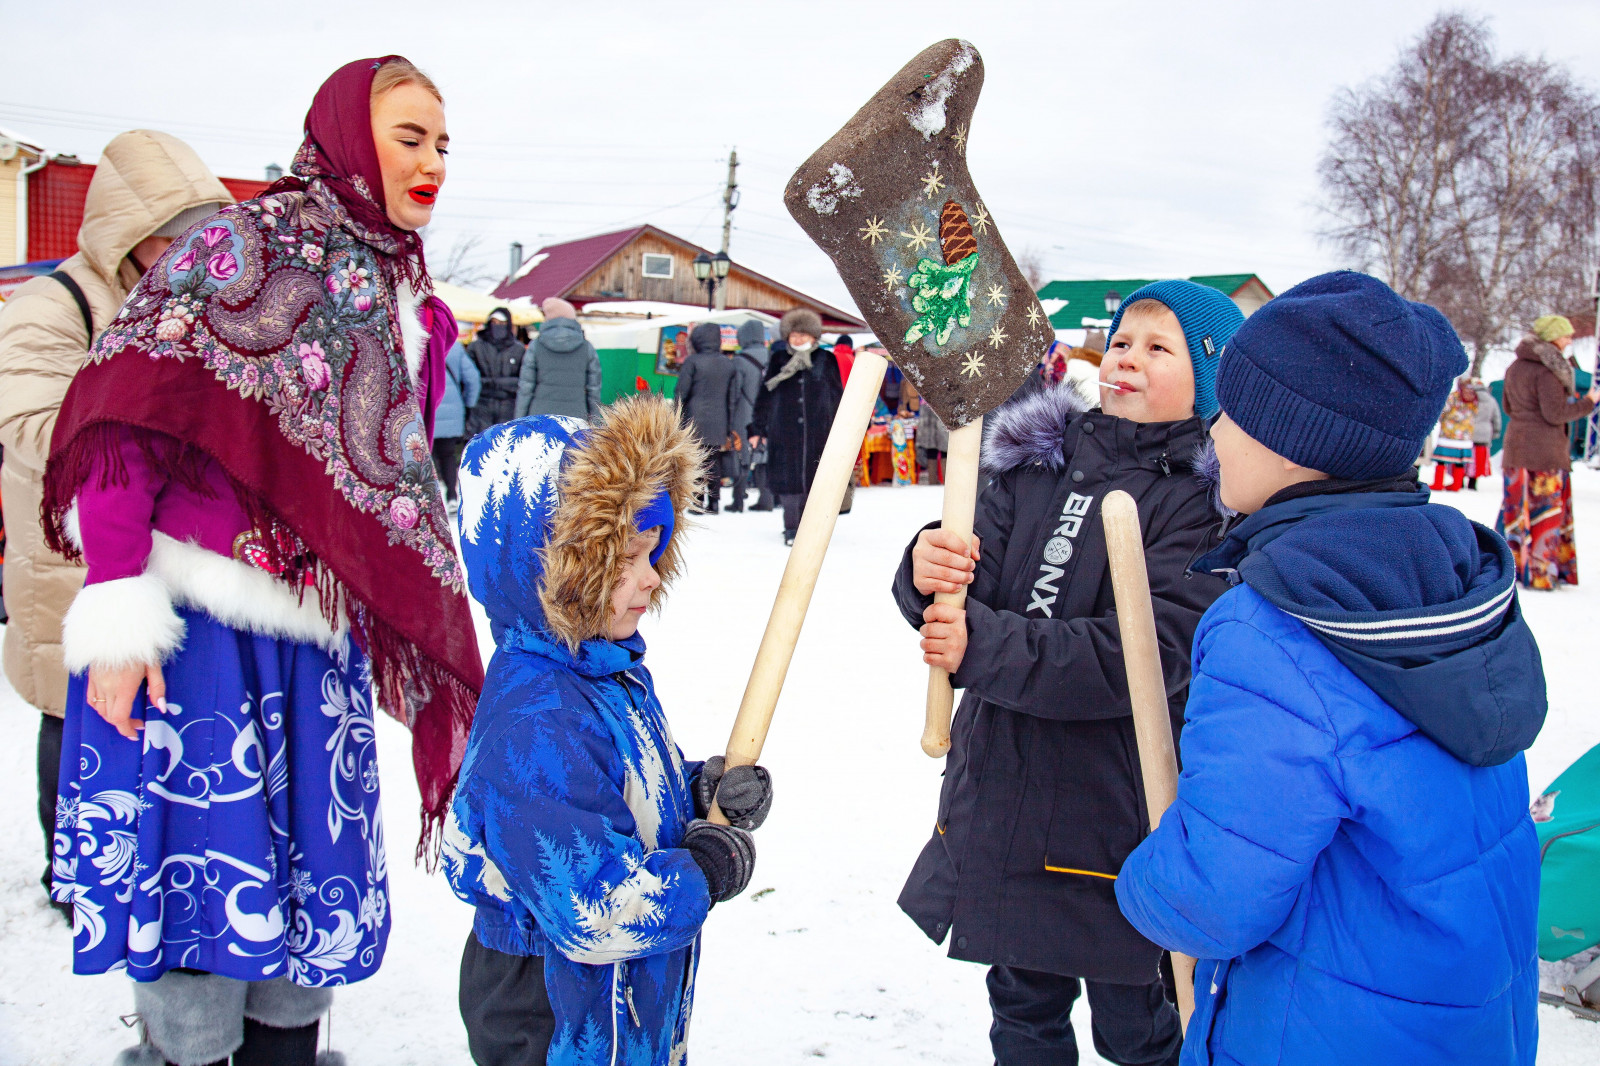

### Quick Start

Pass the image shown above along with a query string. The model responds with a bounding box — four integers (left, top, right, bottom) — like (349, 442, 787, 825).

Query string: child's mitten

(682, 819, 756, 903)
(693, 755, 774, 830)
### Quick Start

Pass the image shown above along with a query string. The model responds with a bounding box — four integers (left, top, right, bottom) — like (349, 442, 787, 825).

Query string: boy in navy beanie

(892, 281, 1242, 1065)
(1116, 271, 1544, 1066)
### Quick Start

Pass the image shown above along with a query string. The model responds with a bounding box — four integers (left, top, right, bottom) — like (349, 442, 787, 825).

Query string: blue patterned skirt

(54, 608, 390, 985)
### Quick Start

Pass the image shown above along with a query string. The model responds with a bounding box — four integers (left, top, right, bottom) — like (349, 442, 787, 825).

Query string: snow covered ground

(4, 473, 1600, 1064)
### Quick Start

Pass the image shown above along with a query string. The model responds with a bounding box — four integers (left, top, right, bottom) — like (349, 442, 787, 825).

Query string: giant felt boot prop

(784, 39, 1053, 757)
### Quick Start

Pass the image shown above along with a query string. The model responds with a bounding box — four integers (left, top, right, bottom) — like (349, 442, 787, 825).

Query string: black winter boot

(231, 1018, 319, 1066)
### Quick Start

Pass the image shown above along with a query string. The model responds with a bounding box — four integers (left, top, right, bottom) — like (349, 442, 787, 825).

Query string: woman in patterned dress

(42, 58, 482, 1065)
(1430, 377, 1477, 492)
(1498, 315, 1598, 589)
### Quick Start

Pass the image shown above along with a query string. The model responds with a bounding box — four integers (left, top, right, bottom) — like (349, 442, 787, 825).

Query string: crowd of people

(0, 50, 1587, 1066)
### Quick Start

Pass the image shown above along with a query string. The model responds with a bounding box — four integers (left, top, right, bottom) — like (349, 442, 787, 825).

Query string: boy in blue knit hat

(1117, 271, 1545, 1065)
(893, 281, 1242, 1065)
(442, 395, 775, 1066)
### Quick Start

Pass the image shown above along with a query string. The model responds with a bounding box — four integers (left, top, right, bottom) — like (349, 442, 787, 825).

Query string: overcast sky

(4, 0, 1597, 315)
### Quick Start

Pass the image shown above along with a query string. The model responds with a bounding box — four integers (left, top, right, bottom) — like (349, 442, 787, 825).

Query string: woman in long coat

(1498, 314, 1598, 589)
(43, 57, 483, 1065)
(750, 309, 844, 544)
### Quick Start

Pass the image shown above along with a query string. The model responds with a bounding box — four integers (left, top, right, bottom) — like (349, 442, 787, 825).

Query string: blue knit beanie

(1104, 280, 1244, 420)
(1217, 271, 1466, 480)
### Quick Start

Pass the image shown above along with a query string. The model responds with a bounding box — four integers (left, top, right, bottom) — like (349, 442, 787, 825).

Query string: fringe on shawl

(43, 421, 474, 864)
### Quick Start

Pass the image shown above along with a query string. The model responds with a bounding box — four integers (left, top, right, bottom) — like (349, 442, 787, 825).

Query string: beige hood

(77, 129, 234, 288)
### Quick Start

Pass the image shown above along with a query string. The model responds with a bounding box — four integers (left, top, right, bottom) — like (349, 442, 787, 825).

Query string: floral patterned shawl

(44, 58, 482, 856)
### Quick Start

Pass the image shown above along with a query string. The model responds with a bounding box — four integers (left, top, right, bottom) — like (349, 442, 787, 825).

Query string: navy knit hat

(1217, 271, 1466, 480)
(1105, 280, 1244, 420)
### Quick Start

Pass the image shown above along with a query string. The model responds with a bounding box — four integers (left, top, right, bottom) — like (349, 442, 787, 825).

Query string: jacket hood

(456, 395, 704, 654)
(689, 321, 724, 355)
(80, 130, 234, 288)
(982, 381, 1093, 472)
(536, 315, 587, 354)
(1198, 488, 1546, 766)
(982, 382, 1221, 504)
(736, 320, 770, 367)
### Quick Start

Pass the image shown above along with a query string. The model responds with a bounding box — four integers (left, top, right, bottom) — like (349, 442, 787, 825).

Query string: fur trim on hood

(981, 381, 1229, 514)
(457, 395, 706, 654)
(1514, 333, 1577, 397)
(540, 395, 705, 649)
(981, 383, 1093, 473)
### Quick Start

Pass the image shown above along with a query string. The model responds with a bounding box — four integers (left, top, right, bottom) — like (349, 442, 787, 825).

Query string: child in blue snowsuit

(443, 395, 774, 1066)
(1116, 272, 1546, 1065)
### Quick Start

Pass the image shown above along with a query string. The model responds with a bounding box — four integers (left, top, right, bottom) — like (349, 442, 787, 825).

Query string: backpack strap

(48, 270, 94, 343)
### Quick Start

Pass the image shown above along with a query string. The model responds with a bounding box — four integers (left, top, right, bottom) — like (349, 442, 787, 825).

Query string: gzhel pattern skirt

(54, 607, 389, 985)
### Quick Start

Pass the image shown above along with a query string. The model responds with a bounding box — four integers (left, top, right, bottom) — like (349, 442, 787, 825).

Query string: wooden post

(919, 417, 984, 758)
(1100, 489, 1196, 1032)
(709, 349, 890, 824)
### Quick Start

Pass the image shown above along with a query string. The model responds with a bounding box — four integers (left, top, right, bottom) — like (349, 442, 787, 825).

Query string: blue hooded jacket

(1116, 483, 1545, 1066)
(442, 410, 709, 1066)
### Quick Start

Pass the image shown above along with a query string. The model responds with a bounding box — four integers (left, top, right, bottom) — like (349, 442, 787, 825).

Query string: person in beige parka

(0, 128, 231, 917)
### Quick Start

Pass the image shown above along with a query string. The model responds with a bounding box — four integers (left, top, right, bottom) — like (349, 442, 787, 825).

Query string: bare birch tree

(1319, 12, 1600, 373)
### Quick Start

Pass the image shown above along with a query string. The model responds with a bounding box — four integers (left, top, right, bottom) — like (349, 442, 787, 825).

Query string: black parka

(891, 386, 1227, 984)
(466, 327, 527, 435)
(675, 345, 738, 450)
(750, 342, 844, 496)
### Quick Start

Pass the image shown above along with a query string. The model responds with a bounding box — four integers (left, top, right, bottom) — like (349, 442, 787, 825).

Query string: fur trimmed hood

(981, 382, 1093, 473)
(981, 381, 1228, 513)
(456, 395, 705, 652)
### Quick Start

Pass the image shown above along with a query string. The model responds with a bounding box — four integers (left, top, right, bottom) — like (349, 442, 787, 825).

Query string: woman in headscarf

(43, 57, 483, 1066)
(1498, 314, 1599, 589)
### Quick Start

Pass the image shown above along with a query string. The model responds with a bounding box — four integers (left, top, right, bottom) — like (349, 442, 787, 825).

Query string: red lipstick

(407, 184, 438, 205)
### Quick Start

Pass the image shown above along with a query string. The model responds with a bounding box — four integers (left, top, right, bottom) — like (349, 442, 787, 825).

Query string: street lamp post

(693, 251, 733, 311)
(1104, 290, 1122, 316)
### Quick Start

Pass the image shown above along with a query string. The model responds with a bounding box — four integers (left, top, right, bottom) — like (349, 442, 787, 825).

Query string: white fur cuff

(61, 572, 185, 672)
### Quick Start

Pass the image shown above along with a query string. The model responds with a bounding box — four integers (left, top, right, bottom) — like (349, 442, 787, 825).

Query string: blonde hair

(1117, 298, 1175, 325)
(371, 58, 443, 104)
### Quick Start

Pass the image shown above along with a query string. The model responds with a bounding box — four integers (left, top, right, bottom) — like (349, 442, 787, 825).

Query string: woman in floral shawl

(42, 58, 482, 1066)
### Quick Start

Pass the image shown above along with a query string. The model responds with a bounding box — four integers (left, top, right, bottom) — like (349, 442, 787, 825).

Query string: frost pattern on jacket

(443, 403, 710, 1065)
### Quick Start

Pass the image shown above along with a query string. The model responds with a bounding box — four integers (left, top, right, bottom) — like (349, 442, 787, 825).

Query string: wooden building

(493, 224, 863, 330)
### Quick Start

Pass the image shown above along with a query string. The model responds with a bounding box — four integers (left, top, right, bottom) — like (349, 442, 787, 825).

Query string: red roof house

(494, 224, 863, 330)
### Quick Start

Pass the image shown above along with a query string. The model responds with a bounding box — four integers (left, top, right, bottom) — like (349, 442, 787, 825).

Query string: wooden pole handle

(1100, 489, 1196, 1032)
(709, 350, 890, 824)
(920, 417, 984, 758)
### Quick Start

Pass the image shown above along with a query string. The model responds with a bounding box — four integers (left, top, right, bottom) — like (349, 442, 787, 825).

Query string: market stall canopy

(583, 307, 779, 353)
(434, 280, 541, 326)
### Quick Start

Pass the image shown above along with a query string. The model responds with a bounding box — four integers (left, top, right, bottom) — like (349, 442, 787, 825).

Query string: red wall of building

(26, 161, 272, 262)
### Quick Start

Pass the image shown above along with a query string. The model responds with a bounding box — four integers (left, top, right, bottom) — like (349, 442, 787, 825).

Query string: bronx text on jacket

(1029, 491, 1096, 615)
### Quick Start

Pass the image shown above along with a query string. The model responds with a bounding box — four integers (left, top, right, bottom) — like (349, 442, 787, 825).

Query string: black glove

(682, 819, 756, 904)
(692, 755, 773, 830)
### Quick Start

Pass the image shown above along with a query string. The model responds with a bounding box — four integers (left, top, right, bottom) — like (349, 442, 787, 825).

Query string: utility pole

(716, 148, 739, 310)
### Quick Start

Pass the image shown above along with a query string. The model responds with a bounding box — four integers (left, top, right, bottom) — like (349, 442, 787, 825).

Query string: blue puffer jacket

(443, 413, 710, 1066)
(434, 341, 482, 440)
(1116, 483, 1545, 1066)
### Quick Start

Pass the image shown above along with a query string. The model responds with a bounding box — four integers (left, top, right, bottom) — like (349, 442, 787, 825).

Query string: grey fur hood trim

(981, 382, 1230, 515)
(980, 383, 1093, 473)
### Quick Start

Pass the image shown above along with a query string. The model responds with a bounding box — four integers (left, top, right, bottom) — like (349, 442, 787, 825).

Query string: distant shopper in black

(728, 320, 769, 512)
(749, 309, 843, 545)
(466, 306, 526, 435)
(674, 321, 737, 513)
